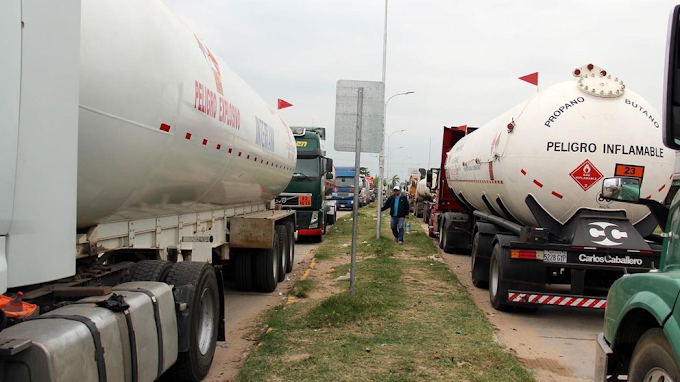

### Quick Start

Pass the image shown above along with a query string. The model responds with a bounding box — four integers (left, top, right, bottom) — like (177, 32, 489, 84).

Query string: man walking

(381, 186, 410, 244)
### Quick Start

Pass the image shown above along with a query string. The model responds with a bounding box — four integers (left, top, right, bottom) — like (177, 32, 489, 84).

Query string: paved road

(206, 211, 351, 382)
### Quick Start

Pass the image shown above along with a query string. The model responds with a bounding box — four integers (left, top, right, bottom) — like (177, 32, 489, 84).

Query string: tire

(311, 233, 324, 243)
(629, 328, 680, 382)
(123, 260, 172, 282)
(327, 213, 335, 226)
(233, 249, 254, 291)
(471, 233, 489, 289)
(489, 243, 511, 311)
(276, 225, 287, 282)
(438, 221, 445, 249)
(440, 221, 454, 254)
(164, 262, 220, 381)
(254, 228, 281, 292)
(285, 222, 295, 273)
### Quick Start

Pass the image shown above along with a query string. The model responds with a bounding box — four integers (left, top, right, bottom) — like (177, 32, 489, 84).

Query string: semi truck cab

(278, 127, 334, 242)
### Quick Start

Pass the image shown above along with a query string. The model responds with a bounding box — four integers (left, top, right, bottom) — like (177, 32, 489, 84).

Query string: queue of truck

(4, 1, 680, 381)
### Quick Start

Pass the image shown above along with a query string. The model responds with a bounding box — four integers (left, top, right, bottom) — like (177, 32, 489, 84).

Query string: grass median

(237, 206, 534, 382)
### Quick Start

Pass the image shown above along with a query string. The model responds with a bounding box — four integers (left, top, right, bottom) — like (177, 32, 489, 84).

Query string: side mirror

(602, 177, 669, 231)
(326, 173, 333, 179)
(426, 170, 433, 186)
(601, 177, 641, 202)
(664, 5, 680, 150)
(325, 158, 334, 173)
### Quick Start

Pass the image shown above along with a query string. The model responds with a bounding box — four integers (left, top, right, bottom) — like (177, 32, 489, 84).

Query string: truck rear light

(350, 188, 354, 193)
(510, 250, 544, 260)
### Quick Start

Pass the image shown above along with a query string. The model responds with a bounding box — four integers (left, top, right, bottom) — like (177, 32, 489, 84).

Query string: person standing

(381, 186, 410, 244)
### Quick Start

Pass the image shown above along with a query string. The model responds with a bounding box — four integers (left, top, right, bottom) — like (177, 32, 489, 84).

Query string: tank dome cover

(573, 64, 625, 98)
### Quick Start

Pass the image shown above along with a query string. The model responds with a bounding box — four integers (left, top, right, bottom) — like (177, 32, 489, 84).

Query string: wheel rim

(198, 286, 216, 356)
(644, 368, 674, 382)
(490, 256, 499, 298)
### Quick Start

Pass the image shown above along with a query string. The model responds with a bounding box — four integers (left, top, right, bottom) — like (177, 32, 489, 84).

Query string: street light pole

(377, 92, 413, 239)
(387, 146, 404, 182)
(402, 156, 413, 178)
(386, 129, 405, 181)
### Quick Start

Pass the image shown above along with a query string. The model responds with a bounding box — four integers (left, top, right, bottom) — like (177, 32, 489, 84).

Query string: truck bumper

(506, 290, 607, 309)
(594, 332, 613, 382)
(298, 228, 323, 236)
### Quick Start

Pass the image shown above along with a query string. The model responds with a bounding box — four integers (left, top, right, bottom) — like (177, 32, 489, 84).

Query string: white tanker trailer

(0, 0, 296, 380)
(412, 178, 433, 218)
(437, 64, 674, 311)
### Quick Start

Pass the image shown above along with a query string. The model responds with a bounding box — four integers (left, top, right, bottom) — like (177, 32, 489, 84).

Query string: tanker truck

(438, 64, 675, 311)
(413, 178, 433, 218)
(277, 127, 335, 243)
(0, 1, 297, 380)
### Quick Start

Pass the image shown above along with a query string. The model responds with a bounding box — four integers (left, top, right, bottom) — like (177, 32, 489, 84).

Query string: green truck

(277, 127, 335, 242)
(595, 6, 680, 381)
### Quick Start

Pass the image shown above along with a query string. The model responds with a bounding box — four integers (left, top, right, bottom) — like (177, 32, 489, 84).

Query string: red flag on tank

(519, 72, 539, 86)
(278, 99, 293, 110)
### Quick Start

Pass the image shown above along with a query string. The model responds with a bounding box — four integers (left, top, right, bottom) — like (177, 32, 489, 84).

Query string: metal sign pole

(350, 88, 364, 296)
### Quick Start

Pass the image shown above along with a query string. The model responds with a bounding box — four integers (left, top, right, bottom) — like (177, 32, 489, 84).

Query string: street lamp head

(405, 91, 414, 95)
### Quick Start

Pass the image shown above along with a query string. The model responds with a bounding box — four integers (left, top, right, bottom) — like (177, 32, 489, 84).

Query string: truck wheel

(233, 249, 254, 291)
(165, 262, 219, 381)
(440, 225, 454, 254)
(276, 225, 287, 282)
(122, 260, 172, 282)
(327, 213, 335, 225)
(312, 233, 324, 243)
(489, 243, 511, 311)
(471, 233, 488, 289)
(438, 222, 445, 249)
(629, 328, 680, 382)
(254, 228, 281, 292)
(285, 222, 295, 273)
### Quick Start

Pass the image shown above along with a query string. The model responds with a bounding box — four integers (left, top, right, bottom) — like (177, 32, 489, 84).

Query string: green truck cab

(277, 127, 334, 243)
(595, 6, 680, 380)
(595, 176, 680, 381)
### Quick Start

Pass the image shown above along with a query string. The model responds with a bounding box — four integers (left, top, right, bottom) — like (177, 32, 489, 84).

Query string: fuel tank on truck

(416, 178, 432, 201)
(77, 0, 296, 229)
(445, 64, 675, 228)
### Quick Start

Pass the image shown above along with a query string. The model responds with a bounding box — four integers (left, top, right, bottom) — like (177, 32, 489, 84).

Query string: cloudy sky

(165, 0, 677, 180)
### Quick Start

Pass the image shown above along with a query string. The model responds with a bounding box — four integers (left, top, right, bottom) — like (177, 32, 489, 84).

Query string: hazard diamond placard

(570, 159, 603, 191)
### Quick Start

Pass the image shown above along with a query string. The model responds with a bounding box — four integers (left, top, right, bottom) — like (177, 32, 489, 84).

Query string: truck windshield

(336, 177, 354, 188)
(293, 158, 319, 178)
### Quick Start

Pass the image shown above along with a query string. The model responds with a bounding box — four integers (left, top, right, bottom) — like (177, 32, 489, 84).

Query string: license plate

(299, 195, 311, 206)
(544, 250, 567, 263)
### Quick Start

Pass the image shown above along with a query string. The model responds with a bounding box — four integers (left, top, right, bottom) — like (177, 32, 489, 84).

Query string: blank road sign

(334, 80, 385, 153)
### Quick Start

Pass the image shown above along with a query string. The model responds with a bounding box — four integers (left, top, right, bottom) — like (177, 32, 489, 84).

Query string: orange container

(0, 294, 38, 318)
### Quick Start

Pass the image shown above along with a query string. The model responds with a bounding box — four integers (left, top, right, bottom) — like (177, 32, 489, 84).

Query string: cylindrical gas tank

(445, 64, 675, 227)
(416, 179, 432, 200)
(76, 0, 296, 228)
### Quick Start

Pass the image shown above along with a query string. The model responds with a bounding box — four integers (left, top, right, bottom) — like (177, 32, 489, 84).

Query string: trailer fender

(492, 234, 546, 293)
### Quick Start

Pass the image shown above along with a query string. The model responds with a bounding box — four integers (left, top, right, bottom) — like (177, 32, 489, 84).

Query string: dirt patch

(519, 357, 573, 377)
